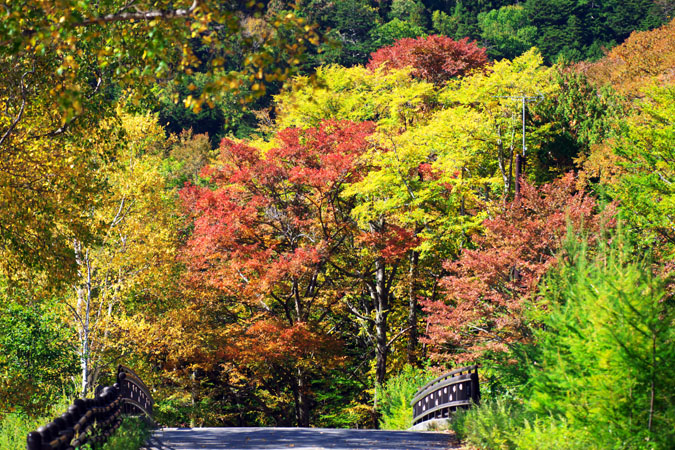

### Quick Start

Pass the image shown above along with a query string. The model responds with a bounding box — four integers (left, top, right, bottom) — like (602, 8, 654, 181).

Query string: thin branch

(0, 67, 34, 148)
(65, 301, 85, 328)
(76, 0, 201, 26)
(345, 300, 375, 323)
(386, 326, 412, 349)
(387, 137, 416, 201)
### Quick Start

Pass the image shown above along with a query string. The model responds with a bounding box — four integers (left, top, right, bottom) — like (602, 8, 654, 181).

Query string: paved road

(142, 427, 459, 450)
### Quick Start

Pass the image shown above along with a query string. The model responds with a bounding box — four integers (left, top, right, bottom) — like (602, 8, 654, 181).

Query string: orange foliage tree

(367, 35, 489, 84)
(180, 120, 376, 426)
(423, 174, 611, 364)
(578, 18, 675, 98)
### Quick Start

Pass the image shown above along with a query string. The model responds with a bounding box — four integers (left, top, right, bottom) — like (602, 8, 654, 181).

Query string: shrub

(0, 397, 72, 450)
(98, 416, 150, 450)
(526, 232, 675, 448)
(376, 365, 434, 430)
(451, 397, 530, 449)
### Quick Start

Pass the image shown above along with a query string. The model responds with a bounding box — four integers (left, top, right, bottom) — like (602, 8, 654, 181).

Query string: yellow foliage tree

(68, 112, 180, 396)
(274, 65, 437, 131)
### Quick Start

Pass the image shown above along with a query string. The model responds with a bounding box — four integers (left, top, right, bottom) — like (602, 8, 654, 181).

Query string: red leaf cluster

(180, 120, 376, 300)
(233, 320, 341, 369)
(367, 35, 489, 84)
(423, 173, 612, 363)
(355, 223, 419, 263)
(178, 120, 378, 397)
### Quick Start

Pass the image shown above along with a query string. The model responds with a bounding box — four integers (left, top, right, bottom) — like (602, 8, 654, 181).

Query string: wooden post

(26, 431, 42, 450)
(514, 153, 522, 201)
(467, 367, 479, 406)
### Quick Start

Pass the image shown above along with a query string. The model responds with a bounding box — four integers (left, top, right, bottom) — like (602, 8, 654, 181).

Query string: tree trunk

(74, 240, 93, 398)
(407, 250, 419, 366)
(375, 312, 388, 387)
(648, 332, 656, 436)
(295, 367, 310, 427)
(373, 257, 390, 386)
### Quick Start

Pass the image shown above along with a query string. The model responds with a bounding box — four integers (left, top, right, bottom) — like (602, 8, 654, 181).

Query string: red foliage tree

(367, 35, 489, 84)
(423, 173, 613, 364)
(180, 120, 376, 425)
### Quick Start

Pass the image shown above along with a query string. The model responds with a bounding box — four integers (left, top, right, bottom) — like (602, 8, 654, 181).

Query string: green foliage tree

(523, 0, 590, 63)
(152, 73, 257, 146)
(524, 0, 666, 63)
(370, 19, 428, 49)
(300, 0, 380, 66)
(527, 233, 675, 447)
(530, 68, 627, 182)
(477, 5, 536, 60)
(0, 291, 77, 416)
(612, 86, 675, 253)
(388, 0, 429, 28)
(430, 2, 476, 40)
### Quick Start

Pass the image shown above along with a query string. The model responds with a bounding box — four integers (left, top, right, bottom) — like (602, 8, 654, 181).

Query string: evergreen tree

(301, 0, 381, 66)
(477, 4, 536, 60)
(528, 233, 675, 447)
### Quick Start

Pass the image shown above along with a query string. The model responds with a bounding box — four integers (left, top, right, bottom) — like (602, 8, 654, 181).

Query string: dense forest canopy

(1, 1, 675, 448)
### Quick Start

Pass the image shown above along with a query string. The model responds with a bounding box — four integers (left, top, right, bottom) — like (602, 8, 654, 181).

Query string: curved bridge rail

(27, 365, 153, 450)
(411, 365, 480, 426)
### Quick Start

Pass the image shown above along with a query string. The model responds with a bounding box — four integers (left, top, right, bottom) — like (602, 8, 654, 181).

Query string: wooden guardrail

(26, 365, 153, 450)
(410, 365, 480, 426)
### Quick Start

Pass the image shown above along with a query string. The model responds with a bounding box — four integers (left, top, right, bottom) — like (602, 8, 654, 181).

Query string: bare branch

(345, 300, 375, 323)
(0, 67, 34, 148)
(386, 326, 412, 349)
(77, 0, 201, 26)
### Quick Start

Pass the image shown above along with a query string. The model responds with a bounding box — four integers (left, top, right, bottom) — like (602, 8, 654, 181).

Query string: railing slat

(410, 373, 474, 405)
(412, 365, 478, 397)
(410, 365, 480, 426)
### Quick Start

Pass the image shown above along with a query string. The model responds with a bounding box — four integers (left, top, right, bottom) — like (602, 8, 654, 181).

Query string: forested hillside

(1, 1, 674, 449)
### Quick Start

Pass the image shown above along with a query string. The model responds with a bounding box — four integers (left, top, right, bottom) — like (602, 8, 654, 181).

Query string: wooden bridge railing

(410, 365, 480, 426)
(26, 365, 153, 450)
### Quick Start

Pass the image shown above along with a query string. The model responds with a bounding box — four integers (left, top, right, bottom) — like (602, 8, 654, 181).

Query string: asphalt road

(142, 427, 459, 450)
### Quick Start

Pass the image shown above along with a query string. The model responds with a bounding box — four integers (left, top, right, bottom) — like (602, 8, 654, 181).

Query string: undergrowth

(376, 365, 434, 430)
(96, 416, 150, 450)
(0, 397, 72, 450)
(0, 408, 150, 450)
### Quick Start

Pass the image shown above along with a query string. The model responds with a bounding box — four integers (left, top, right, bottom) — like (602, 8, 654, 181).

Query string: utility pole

(495, 93, 543, 200)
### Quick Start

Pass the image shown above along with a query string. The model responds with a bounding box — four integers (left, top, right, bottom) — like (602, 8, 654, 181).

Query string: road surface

(142, 427, 459, 450)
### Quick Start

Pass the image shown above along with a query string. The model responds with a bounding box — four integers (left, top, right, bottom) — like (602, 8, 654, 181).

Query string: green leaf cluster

(613, 86, 675, 253)
(0, 289, 78, 416)
(526, 231, 675, 447)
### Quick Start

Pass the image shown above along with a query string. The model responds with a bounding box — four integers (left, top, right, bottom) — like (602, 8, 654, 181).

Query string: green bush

(97, 416, 150, 450)
(451, 397, 531, 449)
(0, 402, 150, 450)
(0, 412, 45, 450)
(376, 365, 434, 430)
(0, 293, 78, 416)
(454, 231, 675, 449)
(0, 397, 72, 450)
(525, 233, 675, 448)
(512, 417, 604, 450)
